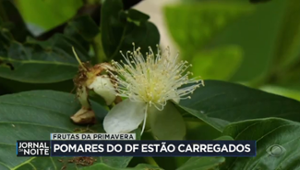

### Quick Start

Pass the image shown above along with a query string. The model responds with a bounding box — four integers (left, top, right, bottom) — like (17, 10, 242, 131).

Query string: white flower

(103, 44, 204, 139)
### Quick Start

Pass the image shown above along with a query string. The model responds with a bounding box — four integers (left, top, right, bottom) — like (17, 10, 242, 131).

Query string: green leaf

(0, 90, 132, 170)
(185, 119, 221, 140)
(99, 129, 142, 168)
(64, 15, 100, 51)
(214, 135, 234, 141)
(122, 9, 150, 23)
(176, 136, 232, 170)
(179, 80, 300, 131)
(65, 15, 99, 41)
(175, 136, 232, 170)
(148, 102, 186, 140)
(178, 104, 229, 132)
(260, 85, 300, 101)
(0, 78, 75, 94)
(98, 157, 132, 169)
(81, 163, 162, 170)
(100, 0, 160, 60)
(0, 31, 89, 83)
(14, 0, 83, 36)
(221, 118, 300, 170)
(177, 157, 225, 170)
(0, 0, 29, 42)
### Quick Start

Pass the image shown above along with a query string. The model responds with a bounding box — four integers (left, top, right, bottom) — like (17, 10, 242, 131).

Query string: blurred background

(0, 0, 300, 101)
(135, 0, 300, 101)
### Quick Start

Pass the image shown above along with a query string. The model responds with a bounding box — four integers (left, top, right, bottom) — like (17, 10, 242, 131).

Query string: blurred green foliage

(14, 0, 83, 36)
(191, 45, 243, 80)
(164, 0, 300, 101)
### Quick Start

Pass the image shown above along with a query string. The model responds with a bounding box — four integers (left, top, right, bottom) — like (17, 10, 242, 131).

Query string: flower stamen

(109, 45, 203, 111)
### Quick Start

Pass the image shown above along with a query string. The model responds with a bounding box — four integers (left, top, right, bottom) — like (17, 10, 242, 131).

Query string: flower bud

(71, 85, 96, 124)
(88, 75, 117, 105)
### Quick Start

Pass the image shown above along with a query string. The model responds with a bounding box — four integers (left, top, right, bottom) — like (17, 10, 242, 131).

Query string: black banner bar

(50, 140, 256, 157)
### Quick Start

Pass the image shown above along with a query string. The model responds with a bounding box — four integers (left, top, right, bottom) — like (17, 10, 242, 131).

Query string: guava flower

(103, 44, 204, 139)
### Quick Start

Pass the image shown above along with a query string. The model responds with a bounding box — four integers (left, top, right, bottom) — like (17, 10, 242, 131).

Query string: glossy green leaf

(0, 78, 74, 94)
(0, 5, 101, 84)
(100, 0, 160, 60)
(176, 136, 231, 170)
(214, 135, 234, 141)
(221, 118, 300, 170)
(65, 15, 99, 41)
(64, 15, 100, 51)
(185, 119, 221, 140)
(260, 85, 300, 101)
(179, 80, 300, 131)
(0, 30, 88, 83)
(178, 105, 229, 132)
(0, 90, 133, 170)
(122, 9, 150, 23)
(98, 157, 131, 169)
(177, 157, 225, 170)
(99, 128, 142, 169)
(81, 163, 162, 170)
(0, 0, 29, 42)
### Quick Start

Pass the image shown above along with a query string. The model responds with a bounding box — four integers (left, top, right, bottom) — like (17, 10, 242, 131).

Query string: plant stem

(92, 33, 107, 63)
(144, 157, 159, 167)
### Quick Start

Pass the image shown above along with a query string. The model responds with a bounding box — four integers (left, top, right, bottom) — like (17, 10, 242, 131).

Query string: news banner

(17, 133, 256, 157)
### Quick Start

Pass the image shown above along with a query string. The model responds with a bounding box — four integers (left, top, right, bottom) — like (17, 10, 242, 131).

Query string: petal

(88, 76, 116, 105)
(148, 101, 186, 140)
(103, 99, 146, 133)
(70, 107, 95, 124)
